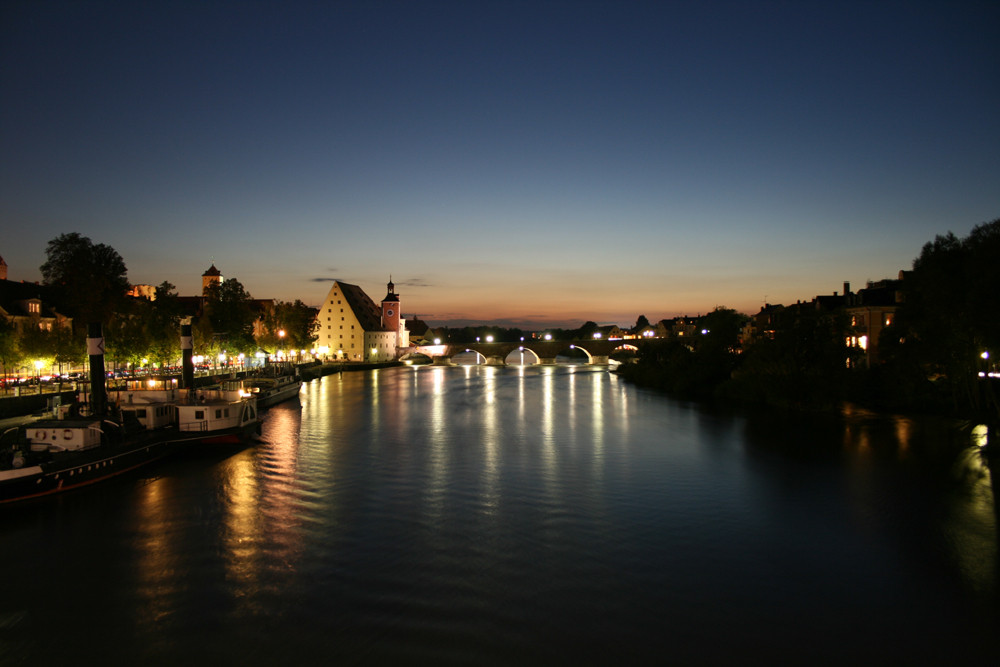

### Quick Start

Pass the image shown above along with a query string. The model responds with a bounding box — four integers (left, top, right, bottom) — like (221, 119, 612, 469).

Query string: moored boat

(175, 381, 261, 444)
(0, 407, 192, 504)
(243, 372, 302, 408)
(0, 322, 262, 504)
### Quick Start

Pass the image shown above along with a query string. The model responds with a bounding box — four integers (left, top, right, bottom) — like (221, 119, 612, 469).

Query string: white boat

(114, 378, 261, 445)
(174, 381, 261, 444)
(244, 373, 302, 408)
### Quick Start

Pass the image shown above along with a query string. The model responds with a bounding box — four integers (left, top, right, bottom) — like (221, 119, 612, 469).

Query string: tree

(258, 300, 318, 352)
(40, 233, 130, 326)
(145, 282, 184, 367)
(104, 308, 148, 373)
(724, 304, 853, 409)
(0, 317, 20, 380)
(697, 307, 746, 354)
(51, 325, 84, 374)
(896, 217, 1000, 418)
(202, 278, 256, 355)
(633, 315, 651, 333)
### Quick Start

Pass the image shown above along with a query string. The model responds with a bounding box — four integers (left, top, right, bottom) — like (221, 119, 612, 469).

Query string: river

(0, 365, 997, 664)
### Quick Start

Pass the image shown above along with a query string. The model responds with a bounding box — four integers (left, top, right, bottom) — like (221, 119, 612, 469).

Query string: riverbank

(298, 360, 402, 381)
(617, 345, 1000, 425)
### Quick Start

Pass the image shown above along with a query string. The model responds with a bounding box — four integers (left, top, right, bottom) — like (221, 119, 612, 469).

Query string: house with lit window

(845, 275, 904, 367)
(591, 325, 625, 340)
(315, 278, 409, 361)
(0, 275, 72, 334)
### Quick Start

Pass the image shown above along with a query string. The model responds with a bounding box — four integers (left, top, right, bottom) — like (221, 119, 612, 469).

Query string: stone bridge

(403, 339, 640, 366)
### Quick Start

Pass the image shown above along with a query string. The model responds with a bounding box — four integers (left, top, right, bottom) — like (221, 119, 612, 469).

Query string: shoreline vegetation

(620, 217, 1000, 430)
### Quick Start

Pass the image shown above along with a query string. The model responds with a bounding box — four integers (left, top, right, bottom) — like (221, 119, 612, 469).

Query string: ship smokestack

(87, 322, 107, 417)
(181, 322, 194, 390)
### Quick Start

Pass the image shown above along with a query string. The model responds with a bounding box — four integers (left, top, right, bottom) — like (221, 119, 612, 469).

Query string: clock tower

(381, 277, 400, 334)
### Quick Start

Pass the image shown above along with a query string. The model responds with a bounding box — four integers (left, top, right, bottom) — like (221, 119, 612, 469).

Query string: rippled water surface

(1, 366, 997, 664)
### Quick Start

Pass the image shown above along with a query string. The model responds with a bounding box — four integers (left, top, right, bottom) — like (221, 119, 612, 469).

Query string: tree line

(619, 217, 1000, 423)
(0, 233, 317, 379)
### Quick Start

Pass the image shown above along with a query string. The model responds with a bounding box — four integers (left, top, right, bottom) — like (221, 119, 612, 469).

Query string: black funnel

(87, 322, 107, 417)
(181, 323, 194, 389)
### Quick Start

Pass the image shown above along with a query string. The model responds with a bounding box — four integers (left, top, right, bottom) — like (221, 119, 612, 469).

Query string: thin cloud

(398, 277, 433, 288)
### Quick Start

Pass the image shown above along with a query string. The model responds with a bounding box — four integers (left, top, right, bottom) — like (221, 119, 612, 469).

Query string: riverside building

(316, 278, 409, 361)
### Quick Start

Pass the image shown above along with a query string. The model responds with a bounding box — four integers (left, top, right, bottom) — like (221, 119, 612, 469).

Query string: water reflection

(5, 366, 998, 663)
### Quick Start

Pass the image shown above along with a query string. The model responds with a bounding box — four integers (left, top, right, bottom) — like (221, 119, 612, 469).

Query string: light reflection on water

(0, 366, 997, 664)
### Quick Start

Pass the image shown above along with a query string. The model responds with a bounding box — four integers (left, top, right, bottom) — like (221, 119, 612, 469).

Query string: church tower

(381, 277, 400, 334)
(202, 263, 223, 295)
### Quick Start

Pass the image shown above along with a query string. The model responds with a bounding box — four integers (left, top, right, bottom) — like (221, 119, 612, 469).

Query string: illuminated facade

(316, 279, 408, 361)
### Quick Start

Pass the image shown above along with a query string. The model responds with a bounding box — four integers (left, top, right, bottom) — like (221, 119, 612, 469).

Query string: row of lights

(979, 351, 997, 378)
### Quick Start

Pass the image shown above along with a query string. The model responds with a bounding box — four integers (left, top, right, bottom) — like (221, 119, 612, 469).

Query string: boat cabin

(27, 419, 103, 452)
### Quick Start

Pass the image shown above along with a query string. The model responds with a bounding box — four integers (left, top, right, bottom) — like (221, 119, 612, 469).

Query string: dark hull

(196, 421, 261, 445)
(0, 431, 187, 504)
(0, 423, 258, 505)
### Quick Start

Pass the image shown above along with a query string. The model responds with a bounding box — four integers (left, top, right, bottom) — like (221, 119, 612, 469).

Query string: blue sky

(2, 1, 998, 328)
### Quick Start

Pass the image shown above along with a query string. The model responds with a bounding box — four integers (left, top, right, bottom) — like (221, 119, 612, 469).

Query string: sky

(2, 1, 998, 329)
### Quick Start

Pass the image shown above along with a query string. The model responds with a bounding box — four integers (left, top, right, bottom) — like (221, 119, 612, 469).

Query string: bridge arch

(400, 351, 433, 365)
(556, 344, 593, 364)
(451, 349, 488, 365)
(505, 347, 541, 365)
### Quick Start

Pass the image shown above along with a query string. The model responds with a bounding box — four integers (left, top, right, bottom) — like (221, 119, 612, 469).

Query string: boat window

(195, 410, 205, 420)
(215, 409, 222, 418)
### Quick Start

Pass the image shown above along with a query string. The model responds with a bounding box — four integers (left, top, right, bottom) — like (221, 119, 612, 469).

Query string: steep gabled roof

(0, 278, 54, 309)
(337, 281, 386, 332)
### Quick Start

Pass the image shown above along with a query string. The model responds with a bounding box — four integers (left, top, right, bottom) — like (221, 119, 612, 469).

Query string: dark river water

(1, 365, 997, 664)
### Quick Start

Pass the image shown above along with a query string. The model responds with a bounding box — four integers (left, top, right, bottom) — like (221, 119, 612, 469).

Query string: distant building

(845, 275, 904, 367)
(741, 304, 784, 346)
(405, 316, 431, 345)
(0, 255, 7, 281)
(202, 264, 223, 295)
(315, 278, 409, 361)
(173, 264, 277, 338)
(127, 284, 157, 300)
(0, 278, 72, 336)
(591, 325, 624, 340)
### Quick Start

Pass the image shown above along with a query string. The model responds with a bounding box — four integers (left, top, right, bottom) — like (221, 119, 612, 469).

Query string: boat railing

(178, 419, 210, 432)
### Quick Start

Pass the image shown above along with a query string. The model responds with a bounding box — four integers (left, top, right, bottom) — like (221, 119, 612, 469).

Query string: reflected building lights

(591, 372, 605, 474)
(481, 368, 500, 512)
(425, 365, 450, 529)
(541, 367, 557, 475)
(223, 454, 263, 591)
(131, 479, 178, 631)
(894, 417, 913, 458)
